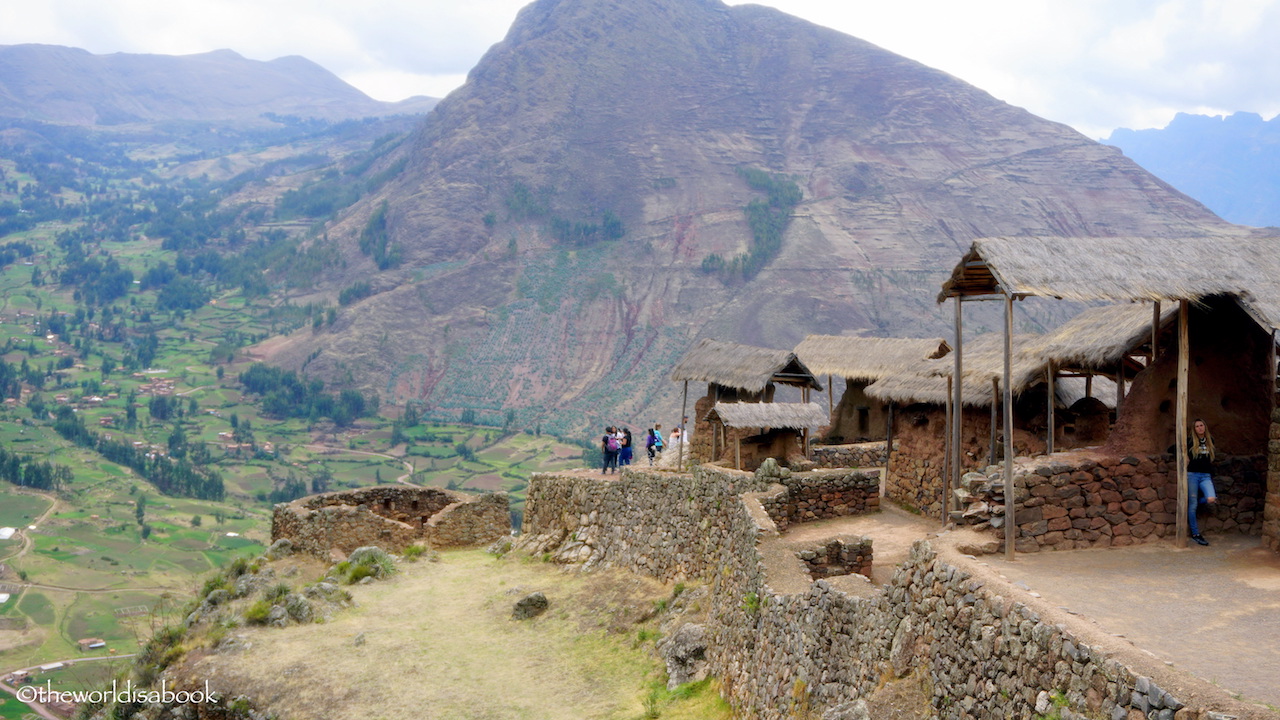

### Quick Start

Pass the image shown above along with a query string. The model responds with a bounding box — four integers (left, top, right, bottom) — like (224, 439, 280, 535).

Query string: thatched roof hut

(938, 236, 1280, 332)
(1026, 303, 1177, 368)
(793, 336, 950, 381)
(671, 339, 822, 392)
(865, 334, 1044, 407)
(704, 402, 829, 429)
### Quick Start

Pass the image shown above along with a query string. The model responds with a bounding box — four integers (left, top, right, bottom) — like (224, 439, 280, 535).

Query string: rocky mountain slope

(1105, 112, 1280, 229)
(261, 0, 1258, 435)
(0, 44, 435, 125)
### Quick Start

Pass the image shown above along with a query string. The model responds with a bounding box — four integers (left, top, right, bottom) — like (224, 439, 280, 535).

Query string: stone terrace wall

(273, 485, 510, 559)
(812, 440, 891, 469)
(1266, 409, 1280, 553)
(755, 469, 879, 531)
(517, 467, 1238, 720)
(954, 452, 1267, 552)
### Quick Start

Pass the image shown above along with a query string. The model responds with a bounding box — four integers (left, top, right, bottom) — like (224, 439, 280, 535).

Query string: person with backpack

(601, 426, 620, 474)
(619, 427, 634, 466)
(645, 428, 658, 465)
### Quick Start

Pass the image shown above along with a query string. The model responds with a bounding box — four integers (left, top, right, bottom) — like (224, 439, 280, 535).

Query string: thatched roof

(704, 402, 829, 429)
(864, 333, 1044, 407)
(939, 236, 1280, 335)
(793, 335, 950, 380)
(671, 339, 822, 392)
(1027, 303, 1177, 368)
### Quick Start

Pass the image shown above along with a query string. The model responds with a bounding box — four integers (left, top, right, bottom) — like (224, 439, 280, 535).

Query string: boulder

(659, 623, 709, 689)
(512, 592, 549, 620)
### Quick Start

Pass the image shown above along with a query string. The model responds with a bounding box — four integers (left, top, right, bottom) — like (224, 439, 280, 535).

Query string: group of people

(599, 421, 688, 474)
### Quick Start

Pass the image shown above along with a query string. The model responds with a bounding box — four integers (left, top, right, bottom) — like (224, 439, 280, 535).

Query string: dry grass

(188, 550, 698, 720)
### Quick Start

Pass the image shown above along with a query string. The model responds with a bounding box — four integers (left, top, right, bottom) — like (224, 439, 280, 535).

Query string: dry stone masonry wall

(272, 485, 510, 559)
(517, 465, 1245, 720)
(755, 468, 880, 531)
(796, 537, 872, 580)
(812, 441, 892, 470)
(952, 452, 1266, 552)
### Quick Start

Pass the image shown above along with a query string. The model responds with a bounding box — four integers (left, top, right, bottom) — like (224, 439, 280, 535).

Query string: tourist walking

(601, 426, 620, 474)
(645, 428, 658, 465)
(619, 428, 634, 466)
(1186, 418, 1218, 546)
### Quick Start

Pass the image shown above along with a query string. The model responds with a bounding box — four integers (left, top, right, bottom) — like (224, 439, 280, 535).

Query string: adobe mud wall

(272, 485, 510, 559)
(517, 467, 1243, 720)
(952, 452, 1267, 552)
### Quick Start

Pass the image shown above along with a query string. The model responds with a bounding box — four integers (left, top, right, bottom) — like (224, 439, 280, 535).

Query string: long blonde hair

(1187, 418, 1215, 461)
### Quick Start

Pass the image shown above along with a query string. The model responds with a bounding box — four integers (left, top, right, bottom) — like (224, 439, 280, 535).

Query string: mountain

(260, 0, 1257, 436)
(0, 44, 436, 125)
(1104, 112, 1280, 229)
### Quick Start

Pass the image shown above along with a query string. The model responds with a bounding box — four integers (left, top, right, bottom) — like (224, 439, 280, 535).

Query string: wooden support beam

(1116, 361, 1126, 413)
(828, 374, 834, 422)
(1085, 374, 1093, 398)
(679, 380, 688, 468)
(1003, 293, 1016, 561)
(1152, 301, 1161, 361)
(951, 296, 964, 524)
(735, 437, 742, 471)
(1175, 299, 1189, 548)
(943, 375, 953, 526)
(1046, 363, 1055, 455)
(989, 377, 998, 466)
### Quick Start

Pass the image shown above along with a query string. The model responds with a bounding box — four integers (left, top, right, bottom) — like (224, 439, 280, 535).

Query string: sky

(2, 0, 1279, 139)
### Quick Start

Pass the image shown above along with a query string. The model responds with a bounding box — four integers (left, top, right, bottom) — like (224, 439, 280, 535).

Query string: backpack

(606, 435, 620, 452)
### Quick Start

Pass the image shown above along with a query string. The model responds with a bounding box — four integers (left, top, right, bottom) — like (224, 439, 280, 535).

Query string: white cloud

(2, 0, 1277, 134)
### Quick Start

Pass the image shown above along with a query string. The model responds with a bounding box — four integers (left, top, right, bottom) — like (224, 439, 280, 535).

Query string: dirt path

(192, 550, 671, 720)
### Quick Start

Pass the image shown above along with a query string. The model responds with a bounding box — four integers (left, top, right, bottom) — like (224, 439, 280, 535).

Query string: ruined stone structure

(812, 440, 892, 470)
(753, 468, 879, 531)
(952, 451, 1267, 552)
(795, 537, 872, 580)
(271, 486, 510, 559)
(517, 466, 1239, 720)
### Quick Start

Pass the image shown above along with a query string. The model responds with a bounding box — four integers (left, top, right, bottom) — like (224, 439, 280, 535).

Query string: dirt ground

(759, 505, 1280, 717)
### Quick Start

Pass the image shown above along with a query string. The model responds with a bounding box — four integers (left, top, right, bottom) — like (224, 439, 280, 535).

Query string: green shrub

(243, 601, 273, 626)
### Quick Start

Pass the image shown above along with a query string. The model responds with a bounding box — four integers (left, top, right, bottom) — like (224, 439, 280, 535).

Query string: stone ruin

(271, 485, 511, 559)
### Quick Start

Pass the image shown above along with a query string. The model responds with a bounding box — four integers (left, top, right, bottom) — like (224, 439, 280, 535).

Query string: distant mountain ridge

(260, 0, 1261, 435)
(0, 44, 436, 125)
(1105, 112, 1280, 228)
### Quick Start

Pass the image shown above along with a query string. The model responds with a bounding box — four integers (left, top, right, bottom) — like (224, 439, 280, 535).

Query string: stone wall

(953, 452, 1267, 552)
(886, 406, 1043, 517)
(1266, 409, 1280, 553)
(796, 537, 872, 580)
(755, 468, 879, 531)
(812, 440, 891, 469)
(272, 485, 510, 559)
(516, 467, 1247, 720)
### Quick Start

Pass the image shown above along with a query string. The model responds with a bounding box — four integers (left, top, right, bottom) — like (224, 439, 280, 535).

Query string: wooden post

(1270, 329, 1277, 411)
(679, 380, 689, 467)
(735, 437, 742, 471)
(1003, 293, 1016, 561)
(1152, 301, 1161, 362)
(828, 374, 834, 421)
(990, 378, 999, 466)
(886, 401, 895, 460)
(1116, 360, 1126, 413)
(1046, 363, 1055, 455)
(712, 419, 719, 461)
(951, 296, 964, 523)
(1175, 300, 1189, 547)
(1085, 374, 1093, 398)
(943, 375, 953, 525)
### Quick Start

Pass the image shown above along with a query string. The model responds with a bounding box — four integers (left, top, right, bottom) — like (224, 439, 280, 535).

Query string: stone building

(702, 401, 828, 470)
(670, 338, 823, 466)
(794, 335, 948, 444)
(271, 485, 511, 559)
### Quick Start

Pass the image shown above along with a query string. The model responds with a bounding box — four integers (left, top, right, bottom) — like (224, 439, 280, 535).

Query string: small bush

(402, 545, 426, 562)
(243, 601, 273, 626)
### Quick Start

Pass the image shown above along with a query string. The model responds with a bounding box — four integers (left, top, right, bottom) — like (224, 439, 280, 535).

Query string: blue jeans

(1187, 472, 1216, 536)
